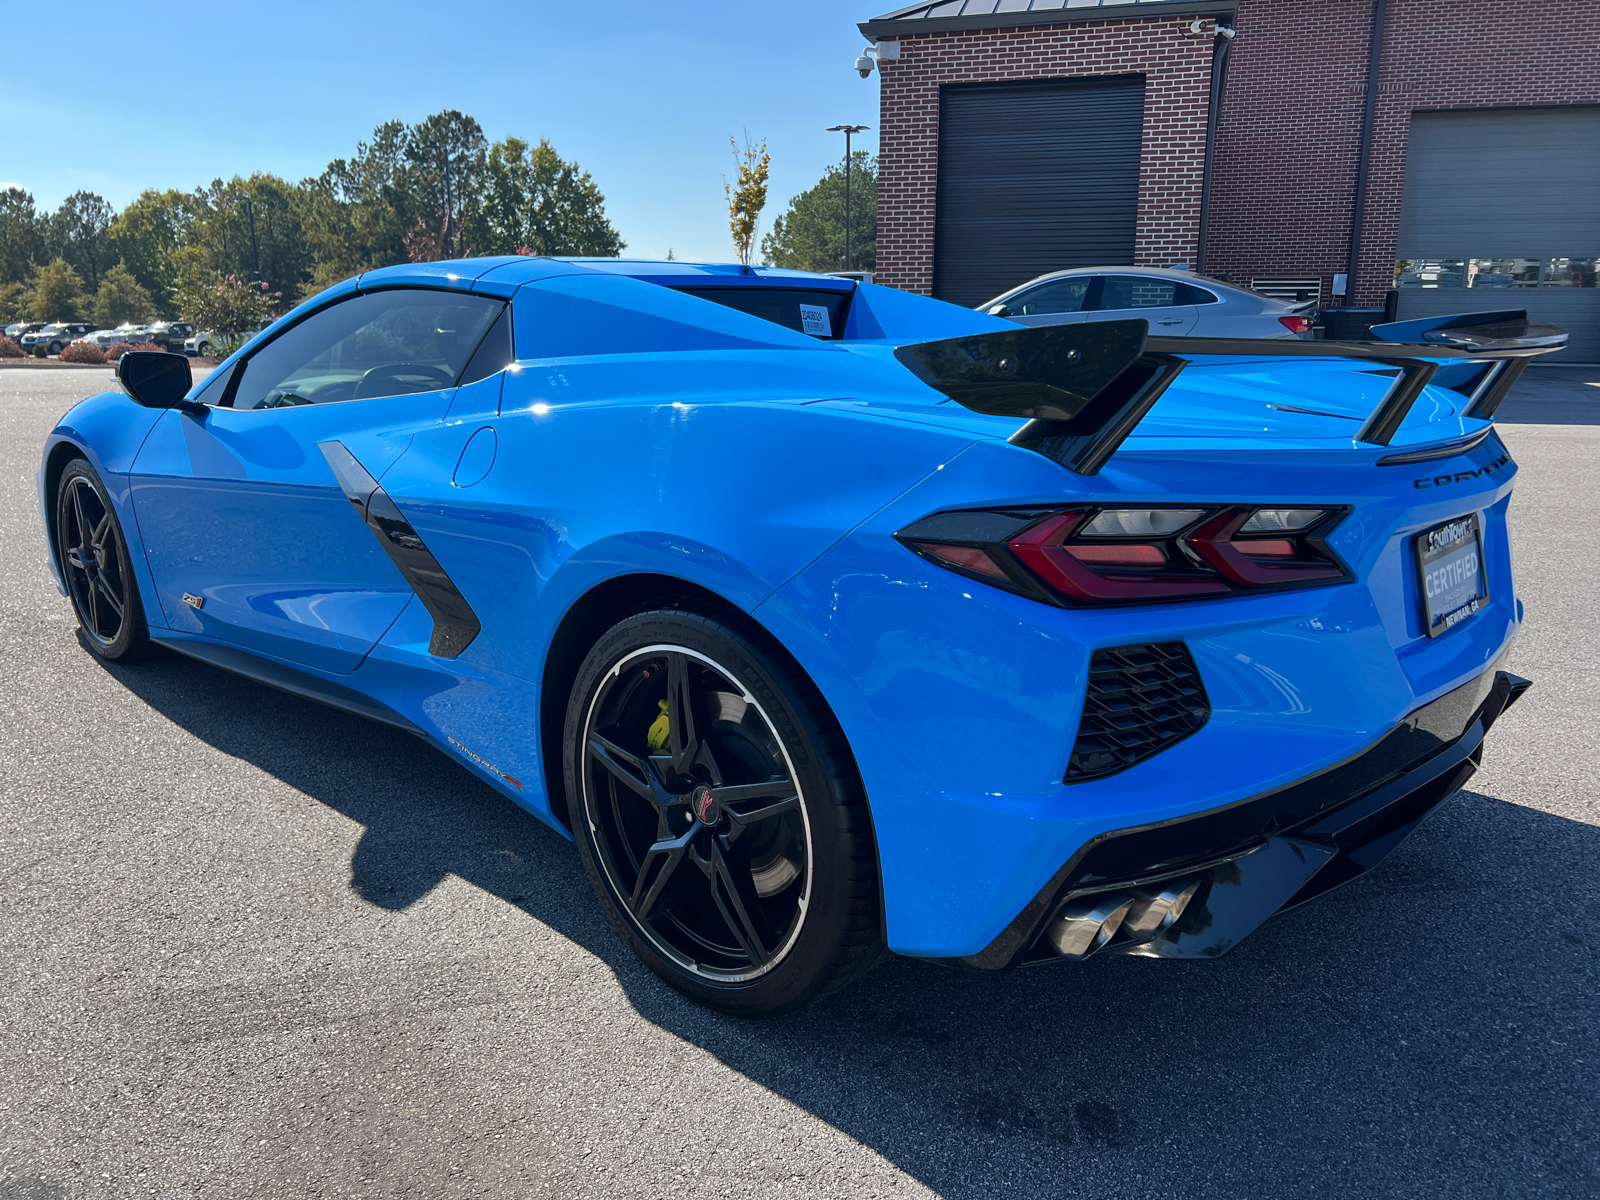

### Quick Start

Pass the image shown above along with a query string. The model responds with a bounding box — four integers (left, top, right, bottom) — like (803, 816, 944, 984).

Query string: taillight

(897, 504, 1349, 607)
(1278, 315, 1314, 335)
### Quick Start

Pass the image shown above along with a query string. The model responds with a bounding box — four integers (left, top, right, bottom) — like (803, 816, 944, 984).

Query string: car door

(129, 286, 507, 674)
(1001, 276, 1094, 327)
(1087, 274, 1198, 336)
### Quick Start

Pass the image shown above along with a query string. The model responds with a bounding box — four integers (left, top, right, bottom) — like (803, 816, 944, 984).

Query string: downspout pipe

(1344, 0, 1388, 306)
(1193, 18, 1235, 275)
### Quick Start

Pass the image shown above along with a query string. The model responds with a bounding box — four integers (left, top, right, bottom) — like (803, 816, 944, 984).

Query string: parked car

(979, 267, 1317, 339)
(76, 329, 131, 349)
(38, 258, 1559, 1015)
(112, 323, 150, 343)
(6, 322, 46, 344)
(141, 321, 194, 353)
(22, 323, 94, 356)
(184, 330, 215, 357)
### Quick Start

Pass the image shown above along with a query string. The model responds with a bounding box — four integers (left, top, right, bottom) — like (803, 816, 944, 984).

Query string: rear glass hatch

(673, 286, 853, 340)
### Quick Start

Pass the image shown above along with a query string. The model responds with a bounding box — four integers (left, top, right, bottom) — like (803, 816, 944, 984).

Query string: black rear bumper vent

(1067, 642, 1210, 782)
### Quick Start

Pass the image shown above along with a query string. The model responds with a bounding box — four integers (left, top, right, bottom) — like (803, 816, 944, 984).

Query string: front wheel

(54, 458, 151, 661)
(565, 606, 882, 1017)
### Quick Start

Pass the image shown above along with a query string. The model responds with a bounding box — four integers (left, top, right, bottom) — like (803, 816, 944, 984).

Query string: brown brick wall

(1211, 0, 1600, 306)
(873, 14, 1220, 295)
(873, 0, 1600, 305)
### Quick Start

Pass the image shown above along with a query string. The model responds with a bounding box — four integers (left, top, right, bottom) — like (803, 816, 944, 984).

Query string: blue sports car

(38, 256, 1560, 1015)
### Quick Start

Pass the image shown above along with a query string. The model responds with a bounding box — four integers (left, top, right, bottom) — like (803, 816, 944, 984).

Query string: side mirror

(987, 303, 1012, 317)
(118, 351, 204, 415)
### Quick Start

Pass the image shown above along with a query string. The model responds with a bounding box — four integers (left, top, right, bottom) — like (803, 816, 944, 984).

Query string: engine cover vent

(1067, 642, 1210, 782)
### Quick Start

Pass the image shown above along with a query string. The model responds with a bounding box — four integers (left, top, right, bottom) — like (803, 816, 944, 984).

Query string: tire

(48, 341, 62, 356)
(564, 606, 882, 1017)
(54, 458, 151, 662)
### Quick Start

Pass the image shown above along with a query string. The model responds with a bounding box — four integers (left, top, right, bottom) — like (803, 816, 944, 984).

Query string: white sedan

(75, 329, 131, 348)
(978, 267, 1316, 340)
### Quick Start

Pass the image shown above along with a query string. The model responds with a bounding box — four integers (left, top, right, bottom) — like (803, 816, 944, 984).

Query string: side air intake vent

(1067, 642, 1209, 782)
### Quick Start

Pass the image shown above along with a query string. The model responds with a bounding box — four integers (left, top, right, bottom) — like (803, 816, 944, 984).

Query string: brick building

(857, 0, 1600, 357)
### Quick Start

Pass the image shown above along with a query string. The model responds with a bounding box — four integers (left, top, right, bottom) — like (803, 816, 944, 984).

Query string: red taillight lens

(1007, 513, 1230, 603)
(1187, 508, 1345, 586)
(897, 504, 1350, 607)
(1278, 315, 1314, 335)
(915, 541, 1011, 582)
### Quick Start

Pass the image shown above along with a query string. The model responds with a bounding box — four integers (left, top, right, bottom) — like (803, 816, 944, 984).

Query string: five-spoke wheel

(566, 607, 881, 1016)
(54, 459, 149, 661)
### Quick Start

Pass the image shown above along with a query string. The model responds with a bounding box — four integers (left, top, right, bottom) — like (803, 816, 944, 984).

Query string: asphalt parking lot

(2, 364, 1597, 1200)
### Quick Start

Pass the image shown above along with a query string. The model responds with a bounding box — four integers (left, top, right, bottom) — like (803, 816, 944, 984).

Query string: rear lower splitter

(955, 664, 1531, 970)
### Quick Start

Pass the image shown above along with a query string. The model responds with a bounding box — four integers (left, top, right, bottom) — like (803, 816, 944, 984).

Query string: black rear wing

(894, 310, 1567, 476)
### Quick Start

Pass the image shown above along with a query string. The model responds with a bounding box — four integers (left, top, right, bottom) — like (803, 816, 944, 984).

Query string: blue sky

(0, 0, 884, 262)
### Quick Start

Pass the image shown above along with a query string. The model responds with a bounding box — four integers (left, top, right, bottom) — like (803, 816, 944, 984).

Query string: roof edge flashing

(860, 0, 1236, 40)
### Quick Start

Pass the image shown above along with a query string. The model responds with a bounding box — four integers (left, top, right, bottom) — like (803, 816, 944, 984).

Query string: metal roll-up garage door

(1395, 107, 1600, 360)
(933, 75, 1145, 309)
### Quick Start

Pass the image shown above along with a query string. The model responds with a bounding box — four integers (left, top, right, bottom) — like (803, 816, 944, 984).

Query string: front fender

(39, 391, 167, 614)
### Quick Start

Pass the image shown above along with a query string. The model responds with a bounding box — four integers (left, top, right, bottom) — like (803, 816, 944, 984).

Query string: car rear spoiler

(894, 310, 1567, 476)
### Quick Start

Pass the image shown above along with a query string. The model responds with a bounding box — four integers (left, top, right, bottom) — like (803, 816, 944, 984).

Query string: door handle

(1158, 319, 1184, 325)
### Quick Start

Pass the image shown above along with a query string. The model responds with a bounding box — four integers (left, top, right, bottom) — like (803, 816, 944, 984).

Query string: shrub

(105, 341, 165, 362)
(0, 336, 23, 358)
(59, 342, 107, 364)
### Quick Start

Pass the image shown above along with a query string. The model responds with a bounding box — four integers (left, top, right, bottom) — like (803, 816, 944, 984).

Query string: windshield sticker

(798, 303, 831, 337)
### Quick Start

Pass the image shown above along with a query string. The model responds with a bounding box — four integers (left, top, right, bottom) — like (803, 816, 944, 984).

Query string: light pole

(826, 124, 869, 272)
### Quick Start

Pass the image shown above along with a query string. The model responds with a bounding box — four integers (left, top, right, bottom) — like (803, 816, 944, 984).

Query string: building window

(1394, 258, 1596, 287)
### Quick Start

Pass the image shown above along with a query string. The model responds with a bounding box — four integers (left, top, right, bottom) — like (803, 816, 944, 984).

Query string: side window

(455, 305, 514, 386)
(1178, 282, 1220, 305)
(1013, 278, 1091, 316)
(1098, 276, 1178, 310)
(227, 289, 505, 410)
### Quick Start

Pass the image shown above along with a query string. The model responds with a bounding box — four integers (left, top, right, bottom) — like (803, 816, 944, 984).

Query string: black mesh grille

(1066, 642, 1210, 782)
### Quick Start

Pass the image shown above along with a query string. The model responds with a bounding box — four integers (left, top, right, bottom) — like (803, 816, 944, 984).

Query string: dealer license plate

(1415, 512, 1489, 637)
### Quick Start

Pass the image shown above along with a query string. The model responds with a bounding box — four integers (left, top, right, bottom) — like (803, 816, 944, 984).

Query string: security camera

(1217, 25, 1237, 38)
(855, 50, 875, 78)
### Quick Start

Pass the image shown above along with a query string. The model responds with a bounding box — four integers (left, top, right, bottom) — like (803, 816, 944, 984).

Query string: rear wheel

(565, 606, 881, 1016)
(54, 458, 151, 661)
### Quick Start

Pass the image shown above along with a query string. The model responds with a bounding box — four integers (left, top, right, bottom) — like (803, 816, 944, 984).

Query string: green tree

(725, 135, 771, 266)
(0, 281, 29, 323)
(0, 188, 45, 286)
(403, 110, 488, 260)
(104, 189, 190, 317)
(300, 120, 414, 288)
(762, 152, 877, 273)
(30, 259, 86, 321)
(177, 174, 313, 307)
(91, 264, 156, 327)
(47, 191, 115, 293)
(461, 136, 625, 257)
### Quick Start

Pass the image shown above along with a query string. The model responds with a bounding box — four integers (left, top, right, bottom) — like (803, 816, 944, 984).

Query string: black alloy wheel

(55, 459, 150, 661)
(566, 607, 881, 1016)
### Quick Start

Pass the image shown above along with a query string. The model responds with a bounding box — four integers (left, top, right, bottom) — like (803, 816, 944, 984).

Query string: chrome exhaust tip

(1043, 893, 1134, 958)
(1121, 878, 1202, 941)
(1041, 876, 1202, 960)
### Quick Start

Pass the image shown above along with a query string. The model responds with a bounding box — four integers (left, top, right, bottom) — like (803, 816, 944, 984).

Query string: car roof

(357, 255, 856, 294)
(991, 266, 1273, 304)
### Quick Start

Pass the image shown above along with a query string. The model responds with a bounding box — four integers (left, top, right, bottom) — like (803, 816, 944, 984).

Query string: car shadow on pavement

(102, 648, 1600, 1199)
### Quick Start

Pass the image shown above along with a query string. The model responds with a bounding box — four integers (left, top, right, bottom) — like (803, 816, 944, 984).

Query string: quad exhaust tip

(1043, 877, 1202, 959)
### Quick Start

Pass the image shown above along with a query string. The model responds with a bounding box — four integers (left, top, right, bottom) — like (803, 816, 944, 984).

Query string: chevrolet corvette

(38, 256, 1558, 1015)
